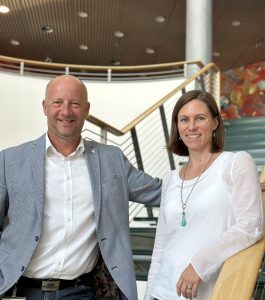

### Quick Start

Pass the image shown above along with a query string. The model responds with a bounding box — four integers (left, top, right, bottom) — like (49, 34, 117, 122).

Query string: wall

(0, 71, 185, 150)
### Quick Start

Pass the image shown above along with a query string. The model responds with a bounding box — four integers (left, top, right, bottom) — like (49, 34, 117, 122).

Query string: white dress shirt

(145, 151, 264, 300)
(24, 135, 98, 279)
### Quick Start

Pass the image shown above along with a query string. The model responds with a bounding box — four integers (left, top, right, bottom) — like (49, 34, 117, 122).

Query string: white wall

(0, 71, 186, 150)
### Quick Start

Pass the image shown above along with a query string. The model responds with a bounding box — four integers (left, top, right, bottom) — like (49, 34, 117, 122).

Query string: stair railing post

(159, 105, 175, 170)
(130, 127, 153, 218)
(199, 74, 206, 91)
(130, 127, 144, 171)
(20, 62, 24, 75)
(100, 128, 108, 144)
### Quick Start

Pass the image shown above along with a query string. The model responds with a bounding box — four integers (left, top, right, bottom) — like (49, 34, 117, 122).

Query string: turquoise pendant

(181, 218, 187, 227)
(181, 211, 187, 227)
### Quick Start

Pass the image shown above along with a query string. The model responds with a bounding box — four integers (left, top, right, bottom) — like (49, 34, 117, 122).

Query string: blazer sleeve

(118, 148, 162, 205)
(0, 150, 8, 233)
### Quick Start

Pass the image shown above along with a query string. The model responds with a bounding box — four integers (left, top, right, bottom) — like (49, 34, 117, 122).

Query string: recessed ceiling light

(79, 44, 88, 50)
(255, 39, 264, 48)
(155, 16, 165, 23)
(10, 39, 20, 46)
(114, 31, 124, 38)
(111, 60, 121, 66)
(41, 26, 54, 33)
(44, 56, 52, 62)
(0, 5, 10, 14)
(146, 48, 155, 54)
(78, 11, 88, 18)
(231, 20, 241, 26)
(213, 51, 220, 57)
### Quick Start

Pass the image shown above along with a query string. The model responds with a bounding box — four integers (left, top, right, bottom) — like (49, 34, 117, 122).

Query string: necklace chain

(180, 153, 214, 227)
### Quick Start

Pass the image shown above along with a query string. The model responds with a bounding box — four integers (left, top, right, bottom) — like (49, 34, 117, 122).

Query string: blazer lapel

(30, 135, 46, 219)
(84, 141, 101, 227)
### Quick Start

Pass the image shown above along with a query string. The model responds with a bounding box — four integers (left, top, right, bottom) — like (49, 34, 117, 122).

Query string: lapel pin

(91, 149, 96, 153)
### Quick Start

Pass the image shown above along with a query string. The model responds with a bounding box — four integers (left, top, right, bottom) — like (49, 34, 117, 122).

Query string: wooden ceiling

(0, 0, 264, 71)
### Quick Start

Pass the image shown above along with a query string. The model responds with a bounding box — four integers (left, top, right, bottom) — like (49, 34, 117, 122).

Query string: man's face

(43, 76, 90, 143)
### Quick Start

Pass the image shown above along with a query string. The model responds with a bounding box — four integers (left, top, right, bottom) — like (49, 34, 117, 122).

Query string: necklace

(180, 153, 214, 227)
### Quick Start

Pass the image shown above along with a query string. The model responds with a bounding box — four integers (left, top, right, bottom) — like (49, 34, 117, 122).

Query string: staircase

(131, 116, 265, 291)
(224, 116, 265, 172)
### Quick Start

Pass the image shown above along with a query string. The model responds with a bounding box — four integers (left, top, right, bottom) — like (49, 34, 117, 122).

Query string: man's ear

(42, 99, 47, 116)
(86, 102, 90, 116)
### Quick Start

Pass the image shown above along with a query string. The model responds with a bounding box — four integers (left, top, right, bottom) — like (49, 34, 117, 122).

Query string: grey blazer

(0, 134, 162, 299)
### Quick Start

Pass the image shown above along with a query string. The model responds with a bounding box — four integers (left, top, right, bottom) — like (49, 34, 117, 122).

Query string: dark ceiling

(0, 0, 264, 71)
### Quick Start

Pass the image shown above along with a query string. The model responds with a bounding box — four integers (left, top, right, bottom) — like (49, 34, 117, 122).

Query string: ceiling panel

(0, 0, 264, 70)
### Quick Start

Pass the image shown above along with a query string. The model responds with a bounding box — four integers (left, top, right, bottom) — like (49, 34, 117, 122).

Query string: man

(0, 75, 161, 299)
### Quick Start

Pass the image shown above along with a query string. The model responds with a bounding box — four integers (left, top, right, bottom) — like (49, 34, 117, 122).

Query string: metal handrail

(86, 63, 220, 135)
(0, 55, 203, 72)
(0, 55, 220, 223)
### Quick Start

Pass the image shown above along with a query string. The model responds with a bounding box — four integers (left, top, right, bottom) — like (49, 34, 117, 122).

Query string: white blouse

(144, 151, 264, 300)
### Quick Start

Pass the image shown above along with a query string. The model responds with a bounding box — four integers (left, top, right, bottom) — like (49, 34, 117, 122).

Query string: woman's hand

(261, 182, 265, 192)
(176, 263, 201, 299)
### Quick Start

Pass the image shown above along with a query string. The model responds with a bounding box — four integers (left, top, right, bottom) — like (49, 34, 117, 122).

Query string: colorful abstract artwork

(221, 61, 265, 119)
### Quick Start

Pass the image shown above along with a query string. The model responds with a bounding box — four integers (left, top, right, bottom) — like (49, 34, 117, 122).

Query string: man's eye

(72, 102, 81, 107)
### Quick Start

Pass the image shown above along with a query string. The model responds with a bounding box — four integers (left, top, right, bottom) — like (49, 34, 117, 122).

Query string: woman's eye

(180, 118, 188, 123)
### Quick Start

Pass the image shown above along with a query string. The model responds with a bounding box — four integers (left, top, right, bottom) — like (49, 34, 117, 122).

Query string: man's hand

(176, 263, 201, 299)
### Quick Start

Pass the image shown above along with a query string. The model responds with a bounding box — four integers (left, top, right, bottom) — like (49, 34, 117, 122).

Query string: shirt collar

(45, 133, 85, 158)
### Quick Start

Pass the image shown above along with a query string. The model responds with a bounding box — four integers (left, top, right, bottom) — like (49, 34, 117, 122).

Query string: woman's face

(177, 99, 218, 153)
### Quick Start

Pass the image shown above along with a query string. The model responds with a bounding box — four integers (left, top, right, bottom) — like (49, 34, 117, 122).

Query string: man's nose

(61, 104, 71, 115)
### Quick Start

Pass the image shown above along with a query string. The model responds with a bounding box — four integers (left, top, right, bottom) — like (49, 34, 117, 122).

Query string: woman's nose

(188, 120, 197, 130)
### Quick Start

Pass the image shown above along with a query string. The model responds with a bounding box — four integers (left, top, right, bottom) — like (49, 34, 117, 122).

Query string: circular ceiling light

(0, 5, 10, 14)
(231, 20, 241, 26)
(41, 26, 54, 33)
(78, 11, 88, 18)
(45, 56, 52, 62)
(111, 60, 121, 66)
(146, 48, 155, 54)
(155, 16, 165, 23)
(114, 31, 124, 38)
(10, 39, 20, 46)
(255, 39, 263, 48)
(79, 44, 88, 50)
(213, 51, 220, 57)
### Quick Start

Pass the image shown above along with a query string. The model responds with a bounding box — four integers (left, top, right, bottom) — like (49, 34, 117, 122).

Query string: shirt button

(35, 236, 39, 242)
(21, 266, 25, 272)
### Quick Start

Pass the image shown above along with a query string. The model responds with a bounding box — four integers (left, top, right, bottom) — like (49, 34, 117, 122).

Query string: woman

(144, 90, 264, 300)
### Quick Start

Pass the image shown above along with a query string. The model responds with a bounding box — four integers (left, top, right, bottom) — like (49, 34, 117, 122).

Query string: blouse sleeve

(144, 174, 170, 300)
(191, 151, 264, 282)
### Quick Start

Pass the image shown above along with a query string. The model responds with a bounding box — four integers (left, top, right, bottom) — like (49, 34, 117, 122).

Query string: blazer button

(35, 236, 39, 242)
(21, 266, 25, 272)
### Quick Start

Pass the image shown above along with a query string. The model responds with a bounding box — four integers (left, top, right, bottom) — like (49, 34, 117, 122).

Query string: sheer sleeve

(191, 151, 264, 281)
(144, 173, 171, 300)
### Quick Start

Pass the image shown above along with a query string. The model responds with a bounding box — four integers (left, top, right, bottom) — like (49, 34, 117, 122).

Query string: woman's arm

(191, 151, 263, 282)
